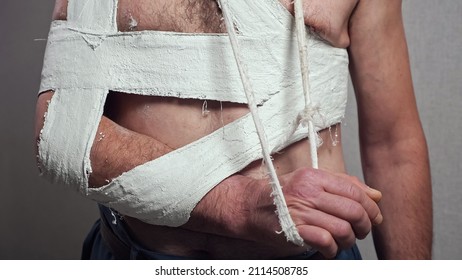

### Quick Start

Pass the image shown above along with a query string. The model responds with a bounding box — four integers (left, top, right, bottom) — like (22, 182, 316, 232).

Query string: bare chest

(54, 0, 359, 47)
(53, 0, 224, 32)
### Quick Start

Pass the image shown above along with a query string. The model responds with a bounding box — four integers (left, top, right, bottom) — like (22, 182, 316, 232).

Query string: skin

(35, 0, 432, 259)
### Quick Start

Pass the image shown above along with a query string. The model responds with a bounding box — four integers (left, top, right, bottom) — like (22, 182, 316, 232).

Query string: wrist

(185, 175, 269, 242)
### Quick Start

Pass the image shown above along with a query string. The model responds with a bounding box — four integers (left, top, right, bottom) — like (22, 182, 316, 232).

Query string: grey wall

(0, 0, 460, 259)
(0, 0, 99, 259)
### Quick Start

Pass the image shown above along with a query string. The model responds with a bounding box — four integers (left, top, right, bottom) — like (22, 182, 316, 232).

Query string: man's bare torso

(51, 0, 359, 259)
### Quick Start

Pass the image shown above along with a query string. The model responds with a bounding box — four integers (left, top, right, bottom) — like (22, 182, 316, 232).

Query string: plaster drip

(329, 125, 339, 146)
(97, 132, 106, 142)
(128, 14, 138, 31)
(202, 100, 210, 117)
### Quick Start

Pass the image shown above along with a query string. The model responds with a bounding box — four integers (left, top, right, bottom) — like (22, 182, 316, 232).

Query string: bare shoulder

(349, 0, 403, 34)
(52, 0, 67, 20)
(279, 0, 359, 48)
(348, 0, 405, 62)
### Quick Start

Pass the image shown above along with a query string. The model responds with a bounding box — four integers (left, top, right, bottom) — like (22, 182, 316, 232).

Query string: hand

(252, 167, 382, 258)
(186, 167, 382, 259)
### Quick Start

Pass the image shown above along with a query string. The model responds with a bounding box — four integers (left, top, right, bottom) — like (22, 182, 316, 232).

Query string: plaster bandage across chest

(38, 0, 349, 239)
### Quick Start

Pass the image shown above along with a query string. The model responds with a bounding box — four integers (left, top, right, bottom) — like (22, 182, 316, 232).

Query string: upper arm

(35, 91, 54, 153)
(52, 0, 68, 20)
(348, 0, 422, 147)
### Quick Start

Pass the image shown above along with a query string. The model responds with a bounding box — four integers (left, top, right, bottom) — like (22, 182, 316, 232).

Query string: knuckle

(296, 167, 317, 182)
(316, 230, 334, 249)
(333, 221, 355, 249)
(348, 203, 366, 223)
(345, 183, 361, 201)
(346, 183, 370, 207)
(349, 175, 362, 185)
(334, 221, 353, 240)
(313, 231, 338, 259)
(343, 202, 370, 237)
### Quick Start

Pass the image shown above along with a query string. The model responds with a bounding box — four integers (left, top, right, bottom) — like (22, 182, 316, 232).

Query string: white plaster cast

(38, 0, 349, 231)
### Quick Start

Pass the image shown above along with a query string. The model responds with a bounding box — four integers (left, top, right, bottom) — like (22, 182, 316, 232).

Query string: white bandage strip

(41, 22, 284, 105)
(67, 0, 118, 34)
(41, 21, 348, 105)
(85, 65, 347, 226)
(38, 0, 349, 228)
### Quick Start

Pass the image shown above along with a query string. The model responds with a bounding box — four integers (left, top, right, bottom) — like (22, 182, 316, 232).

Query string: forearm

(92, 114, 264, 241)
(97, 120, 272, 240)
(88, 116, 172, 187)
(36, 92, 383, 257)
(91, 115, 383, 255)
(92, 122, 281, 245)
(90, 116, 383, 255)
(361, 131, 432, 259)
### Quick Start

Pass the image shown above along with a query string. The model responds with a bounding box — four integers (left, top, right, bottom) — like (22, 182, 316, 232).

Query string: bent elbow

(35, 89, 104, 194)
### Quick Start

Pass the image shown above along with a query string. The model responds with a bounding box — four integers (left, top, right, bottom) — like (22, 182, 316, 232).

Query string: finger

(291, 205, 357, 249)
(331, 186, 382, 228)
(297, 224, 338, 259)
(302, 193, 373, 239)
(337, 173, 382, 203)
(310, 171, 383, 225)
(341, 181, 383, 225)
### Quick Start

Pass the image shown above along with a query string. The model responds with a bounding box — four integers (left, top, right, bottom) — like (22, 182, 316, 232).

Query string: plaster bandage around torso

(38, 0, 349, 227)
